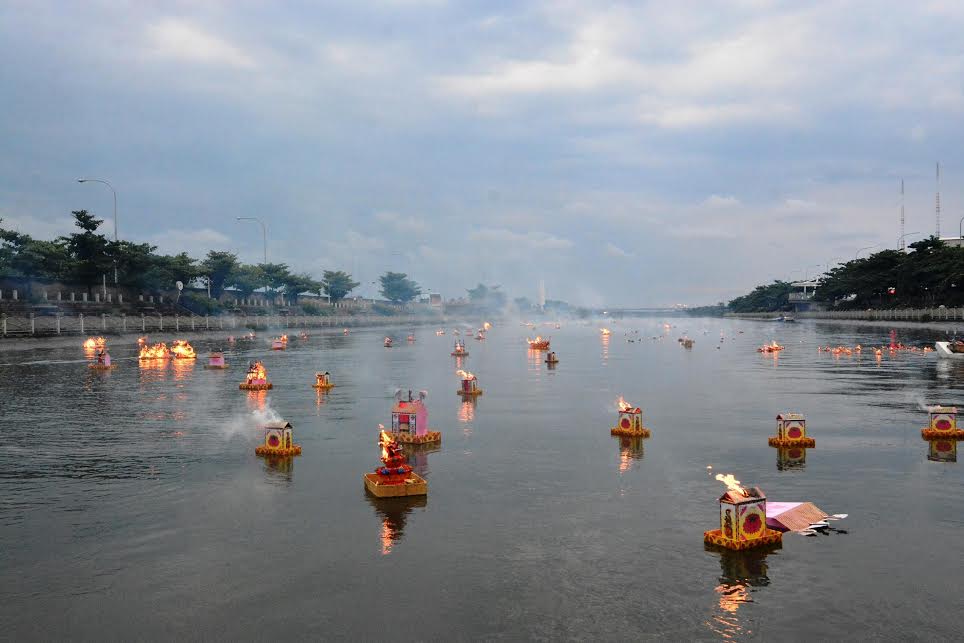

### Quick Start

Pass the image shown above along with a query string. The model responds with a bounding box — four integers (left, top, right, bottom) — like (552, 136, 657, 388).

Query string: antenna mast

(900, 179, 905, 251)
(936, 162, 941, 238)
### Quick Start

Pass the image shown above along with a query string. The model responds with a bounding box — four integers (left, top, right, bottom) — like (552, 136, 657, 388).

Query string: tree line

(709, 237, 964, 313)
(0, 210, 426, 304)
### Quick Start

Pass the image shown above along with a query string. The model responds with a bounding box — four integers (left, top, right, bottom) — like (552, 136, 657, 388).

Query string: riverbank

(0, 315, 462, 353)
(726, 315, 964, 332)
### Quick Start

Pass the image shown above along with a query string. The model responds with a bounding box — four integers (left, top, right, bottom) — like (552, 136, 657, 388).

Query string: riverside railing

(0, 313, 443, 338)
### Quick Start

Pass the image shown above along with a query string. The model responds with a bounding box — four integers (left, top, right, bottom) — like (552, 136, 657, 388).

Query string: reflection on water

(705, 546, 777, 640)
(458, 398, 476, 430)
(366, 494, 427, 556)
(403, 443, 439, 477)
(600, 332, 610, 363)
(171, 359, 195, 380)
(262, 455, 294, 484)
(246, 389, 268, 411)
(927, 439, 958, 462)
(776, 446, 807, 471)
(616, 436, 644, 473)
(315, 390, 328, 414)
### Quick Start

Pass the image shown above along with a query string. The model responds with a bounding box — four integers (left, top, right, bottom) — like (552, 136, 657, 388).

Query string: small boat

(935, 341, 964, 360)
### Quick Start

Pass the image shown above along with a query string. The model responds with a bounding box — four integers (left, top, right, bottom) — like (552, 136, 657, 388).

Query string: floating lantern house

(89, 350, 114, 370)
(704, 475, 782, 550)
(205, 351, 228, 369)
(768, 413, 815, 448)
(313, 371, 334, 390)
(921, 406, 964, 440)
(170, 340, 196, 359)
(610, 397, 651, 437)
(389, 390, 441, 444)
(456, 370, 483, 396)
(240, 361, 272, 390)
(451, 339, 468, 356)
(527, 336, 550, 350)
(407, 334, 416, 342)
(384, 337, 393, 348)
(364, 429, 427, 497)
(271, 337, 286, 350)
(545, 351, 559, 365)
(757, 341, 785, 353)
(255, 420, 301, 457)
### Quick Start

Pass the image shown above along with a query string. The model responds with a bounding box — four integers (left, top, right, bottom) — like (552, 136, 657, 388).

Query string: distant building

(788, 280, 824, 312)
(939, 237, 964, 248)
(429, 293, 442, 308)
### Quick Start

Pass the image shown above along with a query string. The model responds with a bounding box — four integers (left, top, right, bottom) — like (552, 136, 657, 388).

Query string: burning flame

(378, 426, 393, 461)
(483, 322, 492, 331)
(527, 336, 550, 347)
(170, 340, 196, 359)
(600, 328, 612, 335)
(83, 337, 107, 350)
(617, 396, 633, 412)
(456, 369, 476, 381)
(137, 336, 147, 346)
(715, 473, 746, 496)
(246, 361, 267, 382)
(139, 342, 170, 359)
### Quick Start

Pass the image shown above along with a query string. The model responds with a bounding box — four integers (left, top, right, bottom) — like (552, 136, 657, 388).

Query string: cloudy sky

(2, 0, 963, 307)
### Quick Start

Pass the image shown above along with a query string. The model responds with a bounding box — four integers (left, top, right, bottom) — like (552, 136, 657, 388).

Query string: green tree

(322, 270, 360, 302)
(379, 271, 421, 303)
(259, 262, 292, 297)
(0, 225, 72, 283)
(727, 281, 793, 313)
(201, 251, 240, 299)
(280, 272, 322, 304)
(112, 240, 160, 290)
(58, 210, 113, 291)
(228, 264, 264, 298)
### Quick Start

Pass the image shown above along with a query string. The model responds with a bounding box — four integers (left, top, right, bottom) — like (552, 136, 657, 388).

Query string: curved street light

(855, 244, 879, 260)
(899, 231, 921, 251)
(77, 178, 118, 284)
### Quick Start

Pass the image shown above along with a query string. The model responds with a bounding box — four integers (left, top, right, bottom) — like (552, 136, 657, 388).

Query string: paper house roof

(261, 421, 293, 430)
(765, 501, 827, 532)
(776, 413, 805, 421)
(719, 486, 765, 504)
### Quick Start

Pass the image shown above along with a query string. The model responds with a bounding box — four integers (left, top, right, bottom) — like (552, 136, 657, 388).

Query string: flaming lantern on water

(921, 406, 964, 440)
(255, 420, 301, 457)
(170, 340, 196, 359)
(204, 351, 228, 369)
(240, 360, 272, 390)
(610, 397, 651, 437)
(363, 429, 428, 497)
(456, 370, 483, 397)
(545, 351, 559, 365)
(312, 371, 334, 390)
(389, 390, 441, 444)
(527, 336, 550, 350)
(768, 413, 815, 448)
(83, 336, 107, 351)
(271, 337, 286, 350)
(384, 337, 394, 348)
(139, 342, 170, 360)
(704, 474, 782, 550)
(451, 339, 468, 356)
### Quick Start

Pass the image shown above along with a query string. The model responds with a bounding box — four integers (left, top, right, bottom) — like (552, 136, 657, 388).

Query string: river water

(1, 319, 963, 640)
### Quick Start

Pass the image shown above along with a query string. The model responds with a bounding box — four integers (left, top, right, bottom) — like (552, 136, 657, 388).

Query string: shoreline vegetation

(689, 236, 964, 316)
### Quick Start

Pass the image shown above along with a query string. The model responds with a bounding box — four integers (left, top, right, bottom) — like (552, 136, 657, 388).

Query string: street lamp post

(959, 215, 964, 239)
(855, 244, 879, 260)
(77, 178, 118, 284)
(899, 231, 921, 251)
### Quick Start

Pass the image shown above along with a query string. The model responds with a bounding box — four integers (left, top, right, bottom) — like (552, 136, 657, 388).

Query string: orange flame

(139, 342, 170, 359)
(527, 336, 550, 348)
(600, 328, 612, 335)
(715, 473, 746, 496)
(617, 396, 633, 412)
(456, 369, 475, 381)
(137, 336, 147, 346)
(483, 322, 492, 331)
(170, 339, 196, 359)
(378, 426, 393, 461)
(83, 336, 107, 350)
(246, 361, 267, 382)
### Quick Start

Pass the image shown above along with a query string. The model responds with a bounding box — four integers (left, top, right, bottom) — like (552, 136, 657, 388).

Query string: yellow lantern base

(240, 382, 273, 390)
(768, 436, 816, 448)
(921, 428, 964, 440)
(364, 472, 427, 497)
(392, 431, 441, 445)
(312, 383, 335, 390)
(457, 389, 483, 396)
(703, 528, 782, 550)
(88, 364, 116, 370)
(256, 444, 301, 456)
(451, 352, 469, 357)
(611, 427, 651, 438)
